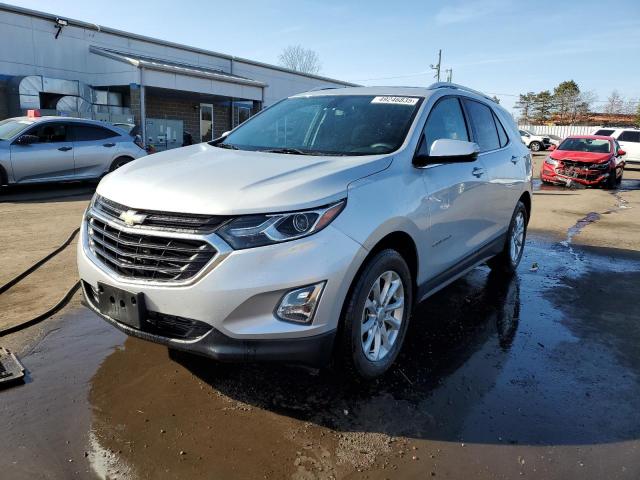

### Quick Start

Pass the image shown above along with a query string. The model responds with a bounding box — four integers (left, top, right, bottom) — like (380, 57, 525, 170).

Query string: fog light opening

(276, 282, 325, 324)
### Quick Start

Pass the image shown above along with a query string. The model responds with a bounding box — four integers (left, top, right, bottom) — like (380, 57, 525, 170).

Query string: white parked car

(592, 127, 640, 164)
(519, 129, 552, 152)
(78, 83, 532, 378)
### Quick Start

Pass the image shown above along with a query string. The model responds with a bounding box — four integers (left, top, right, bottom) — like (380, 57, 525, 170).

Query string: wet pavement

(1, 235, 639, 479)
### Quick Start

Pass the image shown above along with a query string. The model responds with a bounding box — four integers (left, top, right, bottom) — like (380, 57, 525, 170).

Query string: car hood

(550, 150, 611, 164)
(97, 143, 393, 215)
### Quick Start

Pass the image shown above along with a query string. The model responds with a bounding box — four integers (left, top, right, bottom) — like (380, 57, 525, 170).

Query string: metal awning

(89, 46, 267, 89)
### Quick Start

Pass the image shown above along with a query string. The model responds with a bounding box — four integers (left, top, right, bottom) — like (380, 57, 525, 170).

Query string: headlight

(218, 200, 346, 249)
(590, 163, 609, 169)
(544, 157, 558, 166)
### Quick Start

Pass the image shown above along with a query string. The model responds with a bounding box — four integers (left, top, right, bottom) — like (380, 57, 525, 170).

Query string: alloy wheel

(510, 211, 525, 264)
(360, 270, 405, 362)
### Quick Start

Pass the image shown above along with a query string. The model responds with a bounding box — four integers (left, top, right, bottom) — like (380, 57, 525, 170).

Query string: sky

(7, 0, 640, 113)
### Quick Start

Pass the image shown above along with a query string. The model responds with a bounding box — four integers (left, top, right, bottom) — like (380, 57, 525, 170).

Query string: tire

(109, 156, 133, 172)
(488, 201, 528, 275)
(605, 168, 617, 189)
(616, 167, 623, 185)
(529, 141, 541, 152)
(338, 249, 413, 379)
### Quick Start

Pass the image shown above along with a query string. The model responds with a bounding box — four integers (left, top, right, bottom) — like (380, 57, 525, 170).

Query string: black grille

(145, 311, 212, 340)
(87, 216, 216, 282)
(95, 195, 229, 233)
(83, 281, 212, 340)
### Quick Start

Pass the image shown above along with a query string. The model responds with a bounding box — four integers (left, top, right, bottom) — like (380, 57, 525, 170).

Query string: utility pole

(430, 49, 442, 82)
(445, 68, 452, 82)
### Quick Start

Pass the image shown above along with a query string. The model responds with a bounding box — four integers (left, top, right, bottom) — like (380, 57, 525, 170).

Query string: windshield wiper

(213, 142, 239, 150)
(261, 147, 313, 155)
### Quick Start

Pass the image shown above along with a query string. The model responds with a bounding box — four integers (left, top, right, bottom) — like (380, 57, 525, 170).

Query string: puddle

(0, 309, 125, 479)
(1, 240, 640, 478)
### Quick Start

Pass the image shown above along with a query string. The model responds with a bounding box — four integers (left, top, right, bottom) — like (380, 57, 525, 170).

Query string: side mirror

(221, 131, 230, 137)
(548, 144, 557, 151)
(16, 134, 39, 145)
(414, 139, 480, 167)
(618, 149, 626, 156)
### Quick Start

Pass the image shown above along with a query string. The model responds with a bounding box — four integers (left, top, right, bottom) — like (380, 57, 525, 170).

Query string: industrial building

(0, 3, 355, 150)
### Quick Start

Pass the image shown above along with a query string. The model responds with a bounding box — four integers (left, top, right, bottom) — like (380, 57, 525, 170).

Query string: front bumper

(81, 283, 336, 366)
(77, 209, 368, 362)
(541, 163, 610, 186)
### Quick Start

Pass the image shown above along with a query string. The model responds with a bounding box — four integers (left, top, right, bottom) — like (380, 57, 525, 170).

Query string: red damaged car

(541, 135, 626, 188)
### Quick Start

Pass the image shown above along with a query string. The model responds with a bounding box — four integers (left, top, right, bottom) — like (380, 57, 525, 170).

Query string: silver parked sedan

(0, 116, 146, 186)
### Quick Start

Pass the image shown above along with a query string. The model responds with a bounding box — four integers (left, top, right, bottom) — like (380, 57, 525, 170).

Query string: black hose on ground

(0, 228, 80, 295)
(0, 282, 80, 337)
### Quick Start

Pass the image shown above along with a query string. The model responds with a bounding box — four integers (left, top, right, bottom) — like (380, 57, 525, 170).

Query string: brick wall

(145, 94, 231, 142)
(213, 103, 231, 138)
(129, 85, 141, 126)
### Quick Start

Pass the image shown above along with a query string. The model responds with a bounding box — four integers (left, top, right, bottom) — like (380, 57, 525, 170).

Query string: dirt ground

(1, 156, 639, 479)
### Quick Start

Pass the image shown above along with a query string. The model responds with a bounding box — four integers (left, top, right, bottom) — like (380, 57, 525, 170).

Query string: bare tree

(278, 45, 321, 75)
(622, 98, 638, 115)
(604, 90, 625, 115)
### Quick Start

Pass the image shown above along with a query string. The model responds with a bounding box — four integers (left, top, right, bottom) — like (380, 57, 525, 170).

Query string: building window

(200, 103, 214, 142)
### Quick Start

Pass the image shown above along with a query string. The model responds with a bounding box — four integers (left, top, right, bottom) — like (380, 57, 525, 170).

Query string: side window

(27, 123, 68, 143)
(494, 113, 509, 148)
(618, 131, 640, 143)
(594, 129, 615, 136)
(421, 97, 469, 155)
(463, 100, 500, 152)
(72, 125, 118, 142)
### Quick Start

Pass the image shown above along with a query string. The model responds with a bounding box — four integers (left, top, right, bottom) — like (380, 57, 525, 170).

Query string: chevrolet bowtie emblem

(119, 209, 147, 226)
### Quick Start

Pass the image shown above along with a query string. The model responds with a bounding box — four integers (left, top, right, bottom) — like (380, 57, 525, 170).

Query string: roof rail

(428, 82, 494, 101)
(308, 86, 347, 92)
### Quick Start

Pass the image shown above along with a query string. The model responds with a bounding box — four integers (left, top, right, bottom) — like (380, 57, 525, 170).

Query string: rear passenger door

(70, 124, 121, 178)
(419, 96, 491, 278)
(462, 99, 520, 239)
(617, 130, 640, 162)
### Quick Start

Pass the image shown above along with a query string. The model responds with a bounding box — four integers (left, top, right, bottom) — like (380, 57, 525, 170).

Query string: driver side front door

(10, 122, 74, 183)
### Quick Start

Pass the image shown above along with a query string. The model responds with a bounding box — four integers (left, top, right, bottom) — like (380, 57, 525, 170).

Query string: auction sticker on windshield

(371, 96, 419, 105)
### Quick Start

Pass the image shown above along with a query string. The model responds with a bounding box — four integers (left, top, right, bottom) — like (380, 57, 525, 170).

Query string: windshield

(215, 95, 423, 156)
(557, 138, 611, 153)
(0, 119, 34, 141)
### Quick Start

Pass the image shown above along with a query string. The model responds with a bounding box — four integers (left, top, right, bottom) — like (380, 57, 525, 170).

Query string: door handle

(58, 146, 72, 151)
(511, 155, 519, 164)
(103, 143, 116, 147)
(472, 167, 485, 177)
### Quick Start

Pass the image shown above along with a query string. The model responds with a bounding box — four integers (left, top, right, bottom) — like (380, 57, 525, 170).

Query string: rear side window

(463, 100, 500, 152)
(594, 129, 615, 136)
(421, 97, 469, 154)
(618, 131, 640, 143)
(26, 123, 68, 143)
(72, 125, 118, 142)
(494, 113, 509, 148)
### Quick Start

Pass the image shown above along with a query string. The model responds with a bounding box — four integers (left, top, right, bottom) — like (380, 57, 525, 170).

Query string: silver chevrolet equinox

(78, 83, 532, 379)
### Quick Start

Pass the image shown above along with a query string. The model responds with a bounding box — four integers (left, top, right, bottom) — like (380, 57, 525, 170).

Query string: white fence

(518, 124, 598, 139)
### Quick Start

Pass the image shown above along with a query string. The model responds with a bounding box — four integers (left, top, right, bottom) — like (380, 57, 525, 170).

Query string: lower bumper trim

(81, 287, 336, 368)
